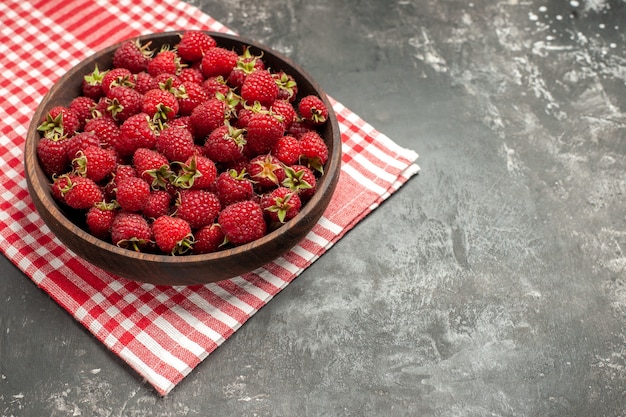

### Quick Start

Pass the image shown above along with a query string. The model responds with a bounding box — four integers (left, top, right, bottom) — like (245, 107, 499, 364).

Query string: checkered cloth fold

(0, 0, 419, 395)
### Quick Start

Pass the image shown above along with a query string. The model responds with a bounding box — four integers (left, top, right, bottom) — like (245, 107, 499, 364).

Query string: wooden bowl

(24, 31, 341, 286)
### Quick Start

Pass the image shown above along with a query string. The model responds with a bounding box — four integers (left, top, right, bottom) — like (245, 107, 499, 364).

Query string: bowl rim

(25, 30, 342, 270)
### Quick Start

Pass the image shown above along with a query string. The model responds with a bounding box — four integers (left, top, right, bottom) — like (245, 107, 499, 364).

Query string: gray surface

(1, 0, 625, 415)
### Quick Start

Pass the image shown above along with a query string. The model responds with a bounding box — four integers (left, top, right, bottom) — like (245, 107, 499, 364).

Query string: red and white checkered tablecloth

(0, 0, 419, 395)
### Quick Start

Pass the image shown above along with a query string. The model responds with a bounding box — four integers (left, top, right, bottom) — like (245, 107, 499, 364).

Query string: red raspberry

(86, 201, 118, 240)
(101, 67, 134, 96)
(299, 130, 329, 173)
(132, 147, 173, 189)
(84, 116, 121, 149)
(270, 100, 296, 129)
(155, 126, 196, 163)
(173, 154, 217, 190)
(37, 136, 71, 177)
(72, 145, 117, 183)
(117, 112, 158, 158)
(189, 98, 226, 139)
(106, 86, 142, 122)
(142, 189, 172, 220)
(112, 40, 152, 73)
(68, 96, 96, 130)
(192, 223, 225, 254)
(245, 111, 285, 155)
(168, 115, 192, 131)
(179, 67, 205, 85)
(63, 175, 104, 210)
(287, 119, 316, 139)
(227, 68, 247, 90)
(175, 189, 221, 229)
(202, 76, 230, 98)
(147, 49, 181, 77)
(82, 65, 107, 100)
(37, 105, 80, 139)
(177, 30, 217, 62)
(234, 104, 264, 129)
(215, 169, 254, 207)
(183, 153, 217, 190)
(103, 165, 136, 201)
(177, 81, 209, 116)
(154, 73, 184, 92)
(283, 164, 316, 201)
(203, 123, 246, 163)
(93, 96, 114, 119)
(241, 47, 266, 71)
(298, 95, 328, 125)
(142, 88, 179, 121)
(247, 154, 286, 190)
(273, 70, 298, 102)
(113, 164, 138, 182)
(201, 47, 238, 78)
(272, 135, 301, 166)
(64, 131, 101, 160)
(51, 174, 73, 202)
(134, 71, 157, 94)
(240, 69, 279, 107)
(260, 187, 302, 223)
(227, 46, 265, 89)
(115, 176, 151, 212)
(111, 212, 153, 251)
(152, 215, 193, 255)
(218, 200, 267, 245)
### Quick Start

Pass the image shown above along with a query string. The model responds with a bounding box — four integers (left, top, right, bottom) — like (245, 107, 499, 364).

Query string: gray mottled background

(1, 0, 624, 416)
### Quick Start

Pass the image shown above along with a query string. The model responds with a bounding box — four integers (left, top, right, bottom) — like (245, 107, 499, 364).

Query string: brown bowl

(24, 31, 341, 286)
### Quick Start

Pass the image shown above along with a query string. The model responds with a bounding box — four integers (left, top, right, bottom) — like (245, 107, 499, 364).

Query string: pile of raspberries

(35, 30, 331, 255)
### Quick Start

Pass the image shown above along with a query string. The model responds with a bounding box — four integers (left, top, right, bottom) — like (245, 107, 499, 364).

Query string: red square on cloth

(0, 0, 419, 395)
